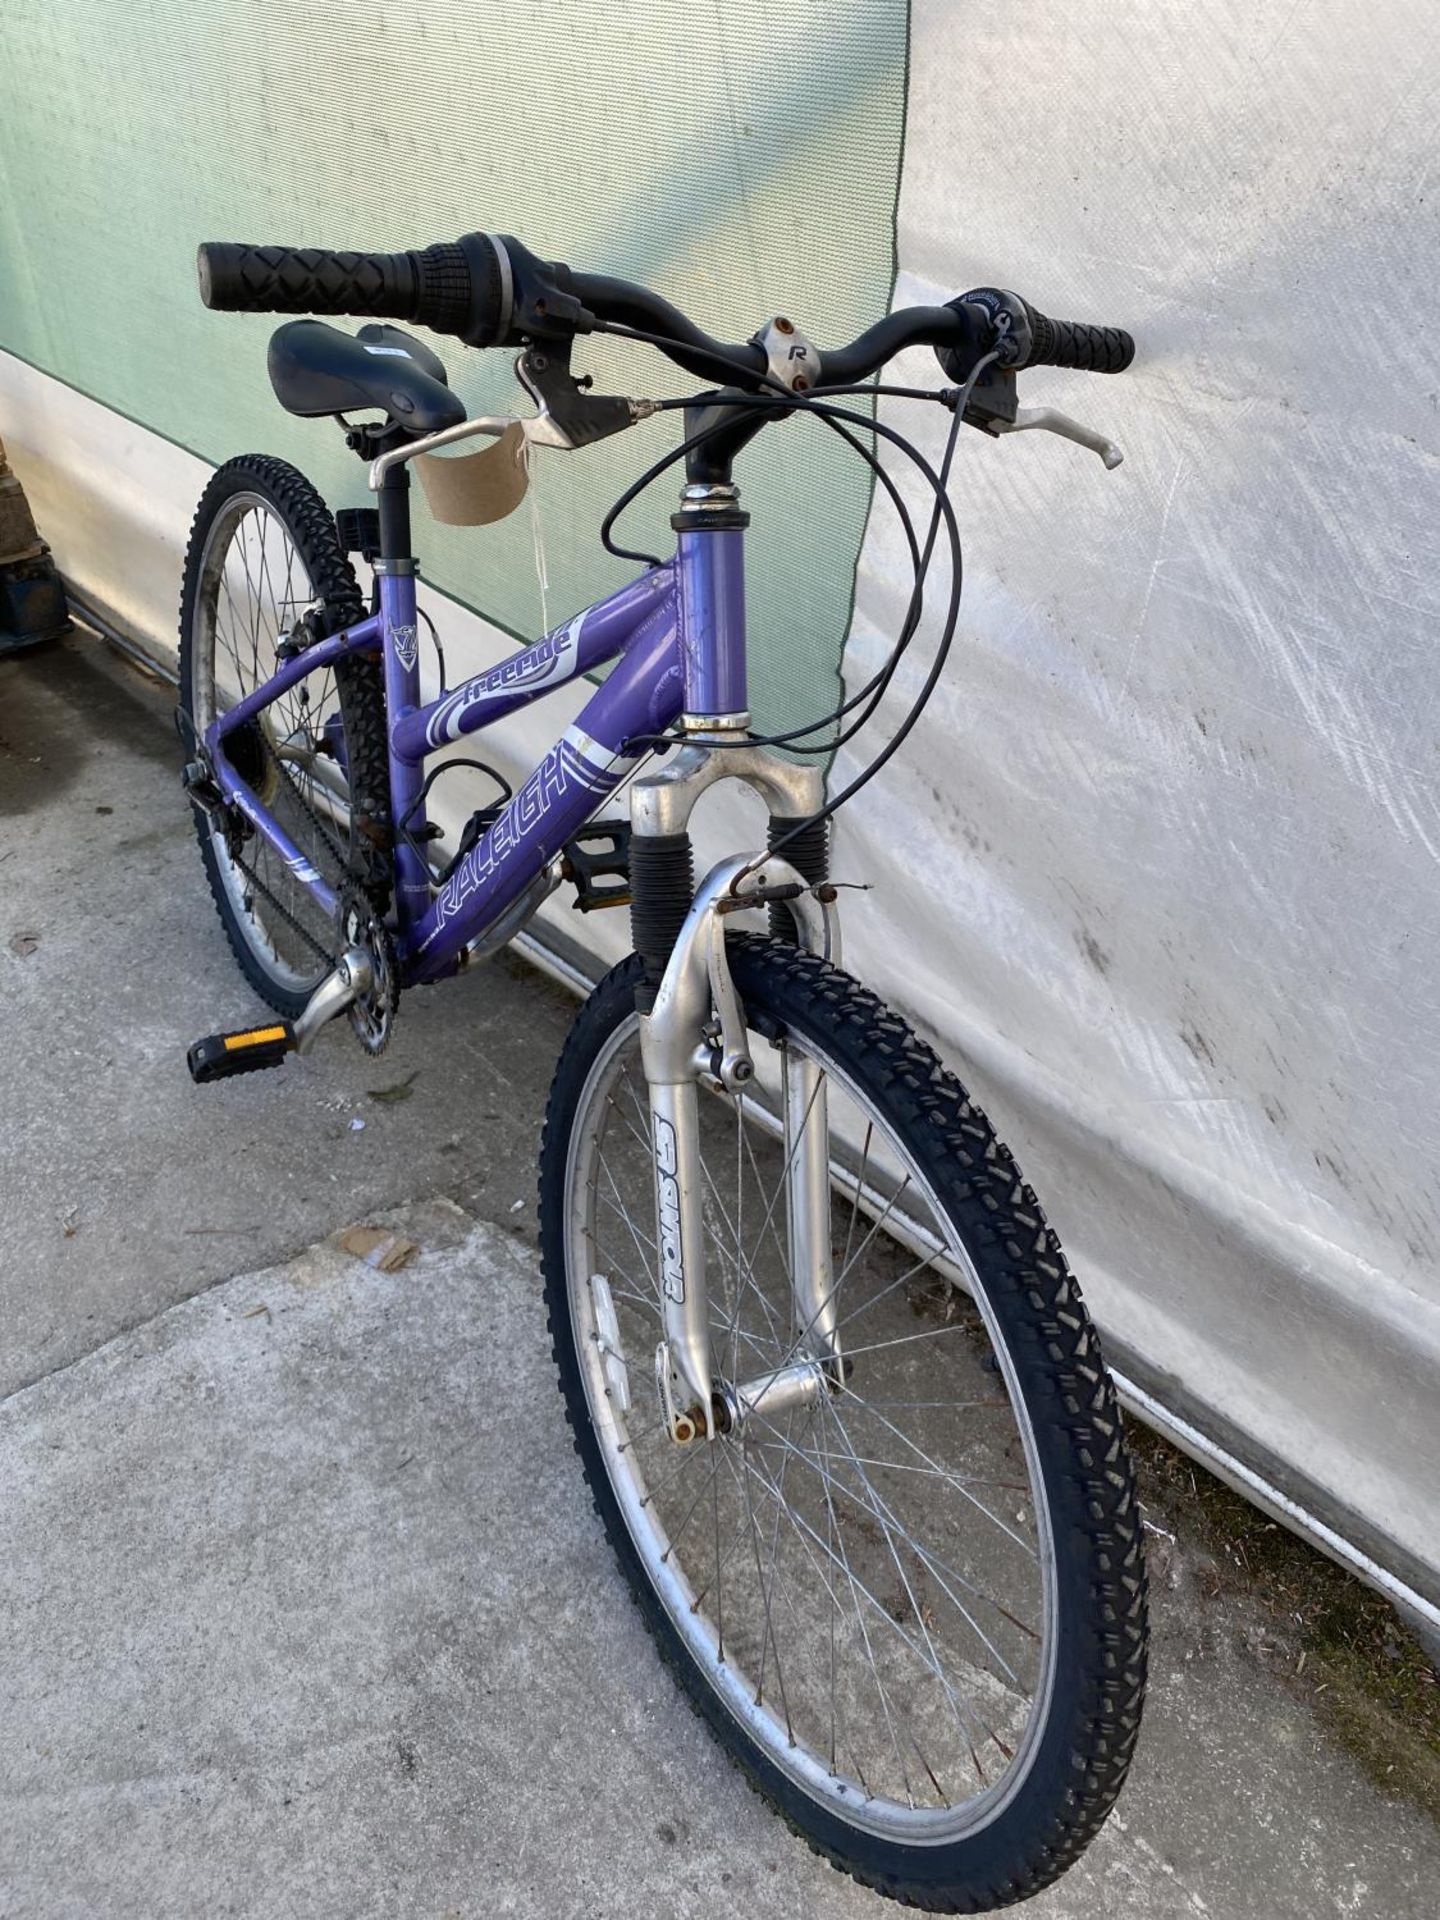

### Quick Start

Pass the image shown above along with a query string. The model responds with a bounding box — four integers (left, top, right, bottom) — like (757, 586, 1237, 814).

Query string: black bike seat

(266, 319, 467, 433)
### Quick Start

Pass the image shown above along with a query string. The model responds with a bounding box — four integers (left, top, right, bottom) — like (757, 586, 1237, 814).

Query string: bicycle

(178, 229, 1146, 1912)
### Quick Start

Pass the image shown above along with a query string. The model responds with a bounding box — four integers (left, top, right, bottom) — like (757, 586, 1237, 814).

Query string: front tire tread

(538, 934, 1146, 1913)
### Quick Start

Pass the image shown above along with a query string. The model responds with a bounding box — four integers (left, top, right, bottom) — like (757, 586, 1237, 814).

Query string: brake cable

(597, 386, 960, 741)
(586, 326, 998, 875)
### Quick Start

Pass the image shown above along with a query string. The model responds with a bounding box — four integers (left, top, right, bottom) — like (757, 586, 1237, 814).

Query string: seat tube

(674, 485, 749, 733)
(375, 466, 429, 925)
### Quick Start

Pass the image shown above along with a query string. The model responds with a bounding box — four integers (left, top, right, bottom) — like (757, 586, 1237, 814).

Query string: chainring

(339, 886, 400, 1056)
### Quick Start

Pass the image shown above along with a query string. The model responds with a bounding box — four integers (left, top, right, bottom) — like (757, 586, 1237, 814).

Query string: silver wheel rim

(191, 492, 351, 991)
(563, 1005, 1059, 1845)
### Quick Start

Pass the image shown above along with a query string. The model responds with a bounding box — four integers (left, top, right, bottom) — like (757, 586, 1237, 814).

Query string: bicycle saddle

(266, 319, 466, 433)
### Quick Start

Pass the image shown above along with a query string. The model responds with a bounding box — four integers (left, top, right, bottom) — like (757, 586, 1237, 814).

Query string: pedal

(187, 1021, 296, 1084)
(562, 821, 632, 911)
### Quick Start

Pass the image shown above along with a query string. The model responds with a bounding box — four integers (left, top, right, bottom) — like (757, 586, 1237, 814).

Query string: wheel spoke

(559, 975, 1075, 1845)
(831, 1391, 1038, 1560)
(748, 1403, 1038, 1662)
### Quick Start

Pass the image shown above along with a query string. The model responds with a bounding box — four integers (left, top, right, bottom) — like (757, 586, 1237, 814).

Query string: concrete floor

(2, 629, 1437, 1918)
(0, 630, 571, 1405)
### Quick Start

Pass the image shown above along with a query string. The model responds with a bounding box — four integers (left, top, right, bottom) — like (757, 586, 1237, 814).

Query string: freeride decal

(653, 1112, 684, 1304)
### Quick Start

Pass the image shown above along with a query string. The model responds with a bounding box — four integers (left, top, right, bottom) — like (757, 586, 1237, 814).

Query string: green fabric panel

(0, 1, 907, 734)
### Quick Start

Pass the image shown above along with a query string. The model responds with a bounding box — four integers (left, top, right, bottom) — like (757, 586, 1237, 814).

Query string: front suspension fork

(638, 850, 843, 1442)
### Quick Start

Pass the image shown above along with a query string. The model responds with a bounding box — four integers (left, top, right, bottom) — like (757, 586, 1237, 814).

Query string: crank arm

(292, 946, 374, 1053)
(187, 945, 372, 1083)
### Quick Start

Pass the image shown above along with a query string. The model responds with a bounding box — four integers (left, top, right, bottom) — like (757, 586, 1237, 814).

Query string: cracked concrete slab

(2, 1199, 1436, 1919)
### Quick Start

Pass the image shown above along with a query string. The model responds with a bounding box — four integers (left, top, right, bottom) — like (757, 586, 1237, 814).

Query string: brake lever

(993, 406, 1123, 470)
(517, 343, 657, 449)
(943, 343, 1123, 471)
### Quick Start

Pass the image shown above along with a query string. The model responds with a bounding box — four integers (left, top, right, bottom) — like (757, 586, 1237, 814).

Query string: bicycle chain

(232, 842, 335, 967)
(228, 718, 356, 969)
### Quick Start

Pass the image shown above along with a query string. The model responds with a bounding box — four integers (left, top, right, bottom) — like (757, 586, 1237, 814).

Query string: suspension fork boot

(629, 831, 693, 1014)
(766, 814, 828, 942)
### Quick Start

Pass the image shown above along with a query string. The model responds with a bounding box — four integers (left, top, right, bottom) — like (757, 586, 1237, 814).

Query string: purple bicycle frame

(205, 526, 747, 986)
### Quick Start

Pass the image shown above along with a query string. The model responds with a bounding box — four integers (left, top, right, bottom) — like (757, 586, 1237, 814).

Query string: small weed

(1130, 1422, 1440, 1819)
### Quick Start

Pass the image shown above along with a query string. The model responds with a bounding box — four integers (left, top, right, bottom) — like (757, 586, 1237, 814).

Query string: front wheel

(539, 936, 1146, 1912)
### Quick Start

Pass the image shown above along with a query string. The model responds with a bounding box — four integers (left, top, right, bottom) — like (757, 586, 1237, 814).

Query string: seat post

(376, 459, 413, 566)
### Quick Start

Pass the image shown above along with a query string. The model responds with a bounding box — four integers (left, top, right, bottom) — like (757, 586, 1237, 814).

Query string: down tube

(405, 600, 682, 983)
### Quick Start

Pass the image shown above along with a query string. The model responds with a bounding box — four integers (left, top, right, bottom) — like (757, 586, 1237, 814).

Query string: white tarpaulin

(836, 0, 1440, 1606)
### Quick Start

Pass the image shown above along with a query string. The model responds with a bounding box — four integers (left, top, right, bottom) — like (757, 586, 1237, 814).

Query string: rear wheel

(539, 937, 1147, 1911)
(178, 454, 390, 1016)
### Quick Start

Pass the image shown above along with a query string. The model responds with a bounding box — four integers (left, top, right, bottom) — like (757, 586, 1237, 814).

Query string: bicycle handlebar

(196, 233, 1135, 390)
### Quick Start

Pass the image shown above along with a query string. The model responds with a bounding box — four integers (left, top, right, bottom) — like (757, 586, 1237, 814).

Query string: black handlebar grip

(1021, 304, 1135, 374)
(196, 234, 510, 346)
(196, 243, 419, 319)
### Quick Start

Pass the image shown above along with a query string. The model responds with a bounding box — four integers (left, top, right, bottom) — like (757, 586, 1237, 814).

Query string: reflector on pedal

(188, 1021, 296, 1083)
(223, 1024, 289, 1051)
